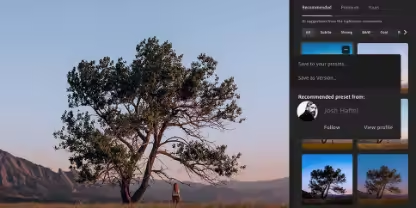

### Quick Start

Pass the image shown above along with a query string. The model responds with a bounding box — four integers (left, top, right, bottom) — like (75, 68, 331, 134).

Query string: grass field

(302, 198, 353, 205)
(401, 88, 408, 94)
(358, 143, 408, 150)
(302, 143, 352, 151)
(359, 198, 408, 205)
(0, 203, 287, 208)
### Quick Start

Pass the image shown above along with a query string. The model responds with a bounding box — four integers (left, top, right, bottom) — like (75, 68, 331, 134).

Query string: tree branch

(159, 136, 189, 147)
(152, 169, 191, 186)
(156, 150, 222, 185)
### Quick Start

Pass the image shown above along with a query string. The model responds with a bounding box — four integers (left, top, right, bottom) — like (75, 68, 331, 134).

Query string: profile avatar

(297, 101, 318, 121)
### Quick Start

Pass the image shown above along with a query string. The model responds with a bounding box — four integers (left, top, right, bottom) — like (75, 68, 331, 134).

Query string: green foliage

(364, 165, 402, 199)
(53, 37, 246, 203)
(308, 165, 347, 199)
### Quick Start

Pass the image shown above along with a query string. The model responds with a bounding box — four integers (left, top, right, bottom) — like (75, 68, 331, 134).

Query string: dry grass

(302, 198, 353, 205)
(359, 198, 408, 205)
(302, 143, 352, 151)
(358, 143, 408, 150)
(0, 203, 287, 208)
(401, 87, 408, 94)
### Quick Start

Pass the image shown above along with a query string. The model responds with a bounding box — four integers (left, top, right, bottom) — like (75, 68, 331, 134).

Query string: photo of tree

(302, 154, 353, 205)
(357, 154, 408, 205)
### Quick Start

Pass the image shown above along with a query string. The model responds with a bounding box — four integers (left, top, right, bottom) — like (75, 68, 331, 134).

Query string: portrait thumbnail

(301, 42, 354, 55)
(302, 139, 352, 151)
(302, 154, 353, 205)
(358, 99, 408, 150)
(297, 101, 318, 121)
(357, 154, 408, 205)
(357, 43, 408, 94)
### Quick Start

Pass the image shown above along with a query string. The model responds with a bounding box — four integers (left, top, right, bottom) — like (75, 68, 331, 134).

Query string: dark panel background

(292, 55, 401, 88)
(289, 0, 413, 207)
(292, 89, 401, 139)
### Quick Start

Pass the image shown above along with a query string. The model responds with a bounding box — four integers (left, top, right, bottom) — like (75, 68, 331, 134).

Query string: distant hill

(357, 190, 408, 199)
(359, 139, 407, 143)
(302, 190, 313, 198)
(302, 190, 352, 199)
(0, 149, 289, 203)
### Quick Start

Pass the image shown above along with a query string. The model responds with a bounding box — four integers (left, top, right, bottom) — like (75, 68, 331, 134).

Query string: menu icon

(342, 46, 351, 54)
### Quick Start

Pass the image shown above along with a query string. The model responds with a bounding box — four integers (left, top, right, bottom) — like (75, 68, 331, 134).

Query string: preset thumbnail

(302, 139, 352, 151)
(302, 154, 353, 205)
(301, 42, 354, 55)
(357, 154, 408, 205)
(358, 99, 408, 150)
(357, 43, 408, 94)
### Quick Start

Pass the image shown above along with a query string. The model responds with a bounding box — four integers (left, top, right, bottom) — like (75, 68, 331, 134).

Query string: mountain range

(0, 149, 289, 203)
(302, 190, 353, 199)
(357, 190, 408, 199)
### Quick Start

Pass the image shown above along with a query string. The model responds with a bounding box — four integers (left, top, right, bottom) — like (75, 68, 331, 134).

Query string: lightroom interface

(290, 0, 413, 207)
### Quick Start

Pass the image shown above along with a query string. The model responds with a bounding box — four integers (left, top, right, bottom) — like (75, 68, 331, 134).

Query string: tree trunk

(131, 139, 160, 203)
(120, 180, 132, 204)
(323, 185, 330, 199)
(321, 139, 327, 144)
(321, 185, 329, 199)
(131, 177, 150, 203)
(377, 139, 383, 143)
(376, 184, 386, 199)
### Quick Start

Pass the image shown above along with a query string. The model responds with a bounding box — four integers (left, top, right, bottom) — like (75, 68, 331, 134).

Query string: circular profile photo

(297, 101, 318, 121)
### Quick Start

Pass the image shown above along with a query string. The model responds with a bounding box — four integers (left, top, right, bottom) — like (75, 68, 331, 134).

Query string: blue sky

(301, 42, 354, 54)
(302, 154, 353, 194)
(0, 1, 288, 181)
(357, 43, 408, 87)
(357, 154, 408, 194)
(402, 99, 408, 139)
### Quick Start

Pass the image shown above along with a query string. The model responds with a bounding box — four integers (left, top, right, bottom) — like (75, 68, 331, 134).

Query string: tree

(53, 37, 246, 204)
(308, 165, 347, 199)
(321, 139, 327, 144)
(376, 139, 383, 143)
(364, 165, 401, 199)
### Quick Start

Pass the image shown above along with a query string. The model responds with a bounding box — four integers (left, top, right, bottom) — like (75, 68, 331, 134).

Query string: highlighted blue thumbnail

(301, 42, 354, 55)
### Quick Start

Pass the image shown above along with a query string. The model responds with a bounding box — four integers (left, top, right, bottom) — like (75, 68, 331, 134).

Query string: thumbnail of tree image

(308, 165, 347, 198)
(364, 166, 402, 198)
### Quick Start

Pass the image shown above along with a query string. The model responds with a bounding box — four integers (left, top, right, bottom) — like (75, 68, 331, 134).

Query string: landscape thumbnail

(302, 154, 353, 205)
(301, 42, 354, 55)
(302, 139, 352, 151)
(357, 154, 408, 205)
(357, 43, 408, 94)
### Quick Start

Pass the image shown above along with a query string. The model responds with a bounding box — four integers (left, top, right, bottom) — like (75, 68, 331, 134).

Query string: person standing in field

(172, 183, 181, 208)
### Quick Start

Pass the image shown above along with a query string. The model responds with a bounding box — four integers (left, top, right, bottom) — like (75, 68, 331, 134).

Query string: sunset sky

(0, 0, 288, 182)
(402, 99, 408, 139)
